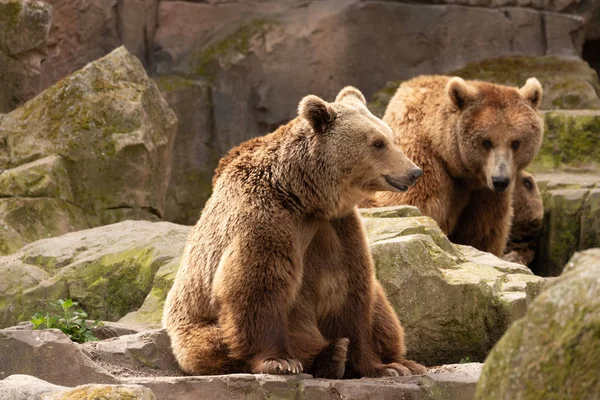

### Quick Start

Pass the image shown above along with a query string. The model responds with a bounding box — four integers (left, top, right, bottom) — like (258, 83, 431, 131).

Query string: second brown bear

(372, 75, 544, 256)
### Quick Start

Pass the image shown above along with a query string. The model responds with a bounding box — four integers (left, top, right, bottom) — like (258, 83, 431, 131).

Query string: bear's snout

(492, 176, 510, 192)
(409, 168, 423, 184)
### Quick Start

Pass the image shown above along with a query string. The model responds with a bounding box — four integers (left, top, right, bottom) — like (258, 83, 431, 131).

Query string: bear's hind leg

(372, 283, 427, 376)
(169, 320, 247, 375)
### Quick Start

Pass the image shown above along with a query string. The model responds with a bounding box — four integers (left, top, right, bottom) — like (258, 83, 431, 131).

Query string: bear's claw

(254, 358, 303, 375)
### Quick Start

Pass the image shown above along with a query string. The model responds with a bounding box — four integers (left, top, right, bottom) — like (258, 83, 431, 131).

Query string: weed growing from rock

(30, 298, 102, 343)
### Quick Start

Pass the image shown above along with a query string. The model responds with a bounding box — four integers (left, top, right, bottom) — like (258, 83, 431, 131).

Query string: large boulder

(475, 248, 600, 399)
(365, 212, 544, 365)
(0, 220, 188, 328)
(0, 0, 52, 113)
(0, 46, 177, 250)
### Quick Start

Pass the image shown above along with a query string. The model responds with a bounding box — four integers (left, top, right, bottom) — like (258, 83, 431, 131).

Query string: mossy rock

(189, 19, 278, 81)
(475, 248, 600, 399)
(530, 110, 600, 173)
(0, 46, 178, 227)
(0, 155, 73, 201)
(0, 198, 89, 256)
(0, 220, 189, 327)
(362, 207, 543, 366)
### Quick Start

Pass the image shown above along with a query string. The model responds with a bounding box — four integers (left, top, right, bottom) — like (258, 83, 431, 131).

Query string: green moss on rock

(530, 111, 600, 173)
(190, 19, 277, 81)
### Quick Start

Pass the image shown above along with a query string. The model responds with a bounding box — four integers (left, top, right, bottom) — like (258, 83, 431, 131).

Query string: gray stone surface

(0, 329, 116, 385)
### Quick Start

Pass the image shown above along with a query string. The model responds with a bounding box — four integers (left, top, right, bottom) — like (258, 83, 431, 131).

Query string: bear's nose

(492, 176, 510, 192)
(410, 168, 423, 183)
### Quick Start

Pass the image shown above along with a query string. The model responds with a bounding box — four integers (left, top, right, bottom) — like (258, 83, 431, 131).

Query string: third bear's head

(298, 86, 423, 198)
(445, 77, 543, 193)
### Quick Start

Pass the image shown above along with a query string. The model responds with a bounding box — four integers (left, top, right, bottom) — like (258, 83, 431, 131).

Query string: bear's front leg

(449, 188, 513, 256)
(214, 235, 303, 375)
(328, 212, 400, 378)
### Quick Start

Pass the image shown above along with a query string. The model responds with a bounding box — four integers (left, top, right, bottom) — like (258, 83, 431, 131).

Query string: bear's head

(445, 77, 543, 192)
(511, 170, 544, 237)
(298, 87, 422, 200)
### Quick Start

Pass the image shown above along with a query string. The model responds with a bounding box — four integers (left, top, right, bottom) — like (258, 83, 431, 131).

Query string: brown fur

(503, 170, 544, 266)
(163, 87, 426, 378)
(371, 75, 543, 256)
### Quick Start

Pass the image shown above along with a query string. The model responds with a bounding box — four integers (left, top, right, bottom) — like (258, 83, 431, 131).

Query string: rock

(155, 76, 216, 225)
(0, 198, 89, 255)
(358, 205, 422, 219)
(122, 364, 482, 400)
(91, 321, 146, 340)
(532, 110, 600, 173)
(82, 329, 180, 374)
(0, 155, 73, 201)
(365, 212, 544, 365)
(0, 329, 116, 385)
(0, 0, 52, 113)
(118, 258, 179, 328)
(0, 374, 67, 400)
(0, 375, 155, 400)
(475, 249, 600, 399)
(0, 46, 178, 235)
(530, 173, 600, 276)
(0, 220, 188, 328)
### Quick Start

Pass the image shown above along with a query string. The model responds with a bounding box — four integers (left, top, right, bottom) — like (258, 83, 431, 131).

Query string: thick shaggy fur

(503, 170, 544, 266)
(371, 76, 543, 256)
(163, 87, 426, 378)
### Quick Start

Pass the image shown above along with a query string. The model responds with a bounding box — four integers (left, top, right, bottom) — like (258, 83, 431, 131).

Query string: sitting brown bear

(163, 87, 427, 378)
(503, 170, 544, 266)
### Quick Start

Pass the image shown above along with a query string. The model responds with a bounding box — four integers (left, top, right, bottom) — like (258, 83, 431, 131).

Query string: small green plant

(459, 356, 472, 364)
(30, 299, 102, 343)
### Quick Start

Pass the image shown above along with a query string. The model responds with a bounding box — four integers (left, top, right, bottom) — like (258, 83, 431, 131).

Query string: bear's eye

(372, 139, 386, 149)
(482, 139, 493, 149)
(523, 178, 533, 191)
(511, 140, 521, 150)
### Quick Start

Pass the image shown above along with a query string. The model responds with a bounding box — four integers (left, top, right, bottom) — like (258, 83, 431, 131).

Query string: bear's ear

(519, 78, 543, 109)
(446, 77, 477, 109)
(298, 95, 336, 134)
(335, 86, 367, 105)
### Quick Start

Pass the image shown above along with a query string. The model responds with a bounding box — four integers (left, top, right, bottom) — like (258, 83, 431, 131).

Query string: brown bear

(371, 75, 543, 256)
(163, 87, 427, 378)
(503, 170, 544, 266)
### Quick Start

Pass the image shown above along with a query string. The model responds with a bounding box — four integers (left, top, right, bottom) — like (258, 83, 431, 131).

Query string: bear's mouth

(384, 175, 409, 192)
